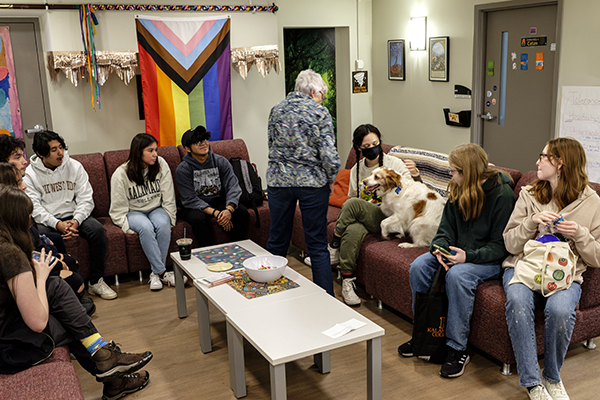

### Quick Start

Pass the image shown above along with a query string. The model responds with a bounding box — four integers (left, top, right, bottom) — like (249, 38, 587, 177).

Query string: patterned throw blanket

(388, 146, 451, 197)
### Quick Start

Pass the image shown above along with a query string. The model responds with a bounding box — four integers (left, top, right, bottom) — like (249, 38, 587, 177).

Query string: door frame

(471, 0, 563, 145)
(0, 17, 53, 133)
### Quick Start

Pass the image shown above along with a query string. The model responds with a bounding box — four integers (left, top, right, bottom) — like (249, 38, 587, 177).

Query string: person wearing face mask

(306, 124, 421, 306)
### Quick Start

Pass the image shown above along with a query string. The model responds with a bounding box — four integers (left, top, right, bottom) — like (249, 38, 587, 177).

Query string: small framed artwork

(352, 71, 368, 93)
(388, 39, 405, 81)
(429, 36, 449, 82)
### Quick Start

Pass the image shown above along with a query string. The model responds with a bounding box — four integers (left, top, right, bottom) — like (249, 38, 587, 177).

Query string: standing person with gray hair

(266, 69, 341, 295)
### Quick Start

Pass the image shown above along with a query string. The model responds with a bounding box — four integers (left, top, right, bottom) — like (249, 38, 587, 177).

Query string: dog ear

(387, 169, 402, 188)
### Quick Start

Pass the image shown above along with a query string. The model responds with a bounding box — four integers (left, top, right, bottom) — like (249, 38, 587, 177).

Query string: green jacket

(430, 171, 516, 264)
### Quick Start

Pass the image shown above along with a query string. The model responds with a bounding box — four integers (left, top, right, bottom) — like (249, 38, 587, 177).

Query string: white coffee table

(226, 292, 384, 399)
(171, 240, 325, 353)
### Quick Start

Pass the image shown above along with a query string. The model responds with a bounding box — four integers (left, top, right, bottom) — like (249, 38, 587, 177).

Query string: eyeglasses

(360, 141, 380, 150)
(320, 90, 327, 101)
(193, 140, 209, 146)
(538, 153, 549, 162)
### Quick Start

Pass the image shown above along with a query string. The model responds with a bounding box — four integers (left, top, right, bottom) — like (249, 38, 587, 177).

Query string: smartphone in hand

(433, 244, 451, 255)
(32, 251, 56, 265)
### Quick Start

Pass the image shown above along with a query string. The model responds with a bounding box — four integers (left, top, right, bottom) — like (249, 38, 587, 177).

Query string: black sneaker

(439, 348, 470, 378)
(397, 340, 414, 357)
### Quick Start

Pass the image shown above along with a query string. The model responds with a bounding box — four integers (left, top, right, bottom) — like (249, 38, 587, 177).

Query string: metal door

(0, 18, 51, 157)
(479, 4, 557, 172)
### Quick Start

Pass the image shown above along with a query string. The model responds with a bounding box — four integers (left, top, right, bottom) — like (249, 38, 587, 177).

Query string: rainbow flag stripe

(136, 16, 232, 146)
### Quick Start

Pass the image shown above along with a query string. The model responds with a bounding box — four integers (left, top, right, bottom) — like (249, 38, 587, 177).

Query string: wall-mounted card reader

(454, 85, 472, 99)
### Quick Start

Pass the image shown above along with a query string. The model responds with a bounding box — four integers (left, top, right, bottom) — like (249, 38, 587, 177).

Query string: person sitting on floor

(0, 184, 152, 400)
(175, 125, 249, 248)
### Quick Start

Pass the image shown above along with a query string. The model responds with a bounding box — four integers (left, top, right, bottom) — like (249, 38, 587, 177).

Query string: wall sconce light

(409, 16, 427, 51)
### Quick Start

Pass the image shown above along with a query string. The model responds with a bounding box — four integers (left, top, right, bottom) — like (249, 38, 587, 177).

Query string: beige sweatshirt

(502, 184, 600, 284)
(109, 156, 177, 233)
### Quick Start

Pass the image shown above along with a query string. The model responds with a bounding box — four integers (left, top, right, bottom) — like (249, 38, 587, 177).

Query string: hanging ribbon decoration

(79, 4, 101, 110)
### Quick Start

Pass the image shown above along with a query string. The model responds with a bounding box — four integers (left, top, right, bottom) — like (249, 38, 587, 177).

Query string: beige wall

(4, 0, 600, 178)
(2, 0, 369, 182)
(372, 0, 600, 155)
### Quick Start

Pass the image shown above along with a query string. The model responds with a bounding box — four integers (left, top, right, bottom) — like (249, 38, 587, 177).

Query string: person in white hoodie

(23, 130, 117, 300)
(109, 133, 183, 291)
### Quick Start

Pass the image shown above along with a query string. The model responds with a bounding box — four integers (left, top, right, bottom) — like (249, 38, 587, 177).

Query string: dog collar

(395, 186, 402, 194)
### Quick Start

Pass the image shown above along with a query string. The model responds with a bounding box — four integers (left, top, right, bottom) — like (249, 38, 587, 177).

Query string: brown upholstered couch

(0, 139, 270, 396)
(0, 345, 84, 400)
(292, 145, 600, 373)
(64, 138, 270, 282)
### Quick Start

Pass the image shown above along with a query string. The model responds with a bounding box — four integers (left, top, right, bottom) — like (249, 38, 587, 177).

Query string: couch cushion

(514, 170, 537, 197)
(329, 169, 351, 207)
(0, 345, 84, 400)
(493, 165, 522, 190)
(71, 153, 109, 218)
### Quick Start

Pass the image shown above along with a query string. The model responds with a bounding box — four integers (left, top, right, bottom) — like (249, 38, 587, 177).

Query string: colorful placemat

(227, 270, 300, 299)
(193, 244, 255, 270)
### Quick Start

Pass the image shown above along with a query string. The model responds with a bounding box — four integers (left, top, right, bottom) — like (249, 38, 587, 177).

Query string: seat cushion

(0, 345, 84, 400)
(71, 153, 109, 218)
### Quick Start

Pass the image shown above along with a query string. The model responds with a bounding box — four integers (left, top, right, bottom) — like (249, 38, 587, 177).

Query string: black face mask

(361, 144, 382, 161)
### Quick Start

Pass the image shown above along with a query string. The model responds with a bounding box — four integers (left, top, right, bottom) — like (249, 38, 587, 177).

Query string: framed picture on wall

(388, 39, 405, 81)
(429, 36, 449, 82)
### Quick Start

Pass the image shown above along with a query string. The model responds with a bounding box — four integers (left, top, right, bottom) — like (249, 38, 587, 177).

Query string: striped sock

(82, 333, 107, 355)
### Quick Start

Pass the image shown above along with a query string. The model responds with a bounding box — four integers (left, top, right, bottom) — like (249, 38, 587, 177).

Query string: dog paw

(381, 233, 391, 240)
(398, 242, 418, 248)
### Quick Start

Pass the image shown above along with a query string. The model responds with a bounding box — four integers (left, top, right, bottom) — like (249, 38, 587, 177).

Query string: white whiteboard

(559, 86, 600, 183)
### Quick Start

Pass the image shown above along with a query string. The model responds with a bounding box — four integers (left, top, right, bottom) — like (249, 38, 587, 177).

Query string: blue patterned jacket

(267, 92, 340, 187)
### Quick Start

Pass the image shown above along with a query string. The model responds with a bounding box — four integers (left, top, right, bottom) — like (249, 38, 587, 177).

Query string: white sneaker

(160, 271, 188, 287)
(88, 277, 118, 300)
(542, 378, 570, 400)
(304, 245, 340, 267)
(341, 277, 361, 306)
(528, 385, 553, 400)
(149, 272, 163, 291)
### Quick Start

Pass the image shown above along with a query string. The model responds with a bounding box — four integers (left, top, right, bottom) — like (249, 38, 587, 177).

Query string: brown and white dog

(362, 166, 446, 248)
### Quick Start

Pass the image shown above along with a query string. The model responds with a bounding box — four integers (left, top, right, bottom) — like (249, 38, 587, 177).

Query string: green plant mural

(283, 28, 337, 135)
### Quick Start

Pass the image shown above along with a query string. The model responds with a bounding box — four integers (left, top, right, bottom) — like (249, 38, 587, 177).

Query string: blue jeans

(267, 185, 333, 296)
(127, 207, 172, 275)
(503, 268, 581, 387)
(409, 252, 502, 351)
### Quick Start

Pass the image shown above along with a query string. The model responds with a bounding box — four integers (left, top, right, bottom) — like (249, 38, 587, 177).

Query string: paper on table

(322, 318, 367, 339)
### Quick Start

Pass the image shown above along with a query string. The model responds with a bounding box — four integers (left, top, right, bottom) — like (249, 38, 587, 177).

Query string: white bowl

(243, 255, 288, 283)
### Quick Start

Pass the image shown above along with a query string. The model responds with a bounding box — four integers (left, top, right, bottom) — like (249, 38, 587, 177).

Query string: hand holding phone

(32, 251, 57, 265)
(433, 244, 451, 255)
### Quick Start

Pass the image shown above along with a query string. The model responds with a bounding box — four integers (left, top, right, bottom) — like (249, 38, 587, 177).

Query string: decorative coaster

(207, 262, 233, 272)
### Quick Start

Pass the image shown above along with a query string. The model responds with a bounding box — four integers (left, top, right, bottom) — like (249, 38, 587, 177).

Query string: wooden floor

(75, 249, 600, 400)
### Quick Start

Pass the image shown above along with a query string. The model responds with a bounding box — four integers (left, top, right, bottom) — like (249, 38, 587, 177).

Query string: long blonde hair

(529, 137, 588, 209)
(447, 144, 506, 220)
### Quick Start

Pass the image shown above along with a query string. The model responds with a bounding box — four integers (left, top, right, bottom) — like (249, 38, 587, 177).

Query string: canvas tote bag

(509, 239, 577, 297)
(412, 264, 448, 362)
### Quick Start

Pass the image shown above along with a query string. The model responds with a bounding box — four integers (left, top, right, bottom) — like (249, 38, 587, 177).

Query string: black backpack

(229, 157, 264, 227)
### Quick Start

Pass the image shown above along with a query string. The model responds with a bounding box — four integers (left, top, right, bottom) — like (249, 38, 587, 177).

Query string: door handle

(478, 112, 497, 121)
(25, 124, 44, 135)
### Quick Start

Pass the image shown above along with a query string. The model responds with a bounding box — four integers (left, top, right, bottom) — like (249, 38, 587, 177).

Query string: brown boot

(94, 341, 153, 382)
(102, 371, 150, 400)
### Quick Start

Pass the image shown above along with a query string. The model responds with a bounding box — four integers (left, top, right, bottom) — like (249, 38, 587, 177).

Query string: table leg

(313, 351, 331, 374)
(227, 321, 247, 398)
(174, 263, 187, 319)
(269, 363, 287, 400)
(366, 337, 382, 400)
(195, 288, 212, 353)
